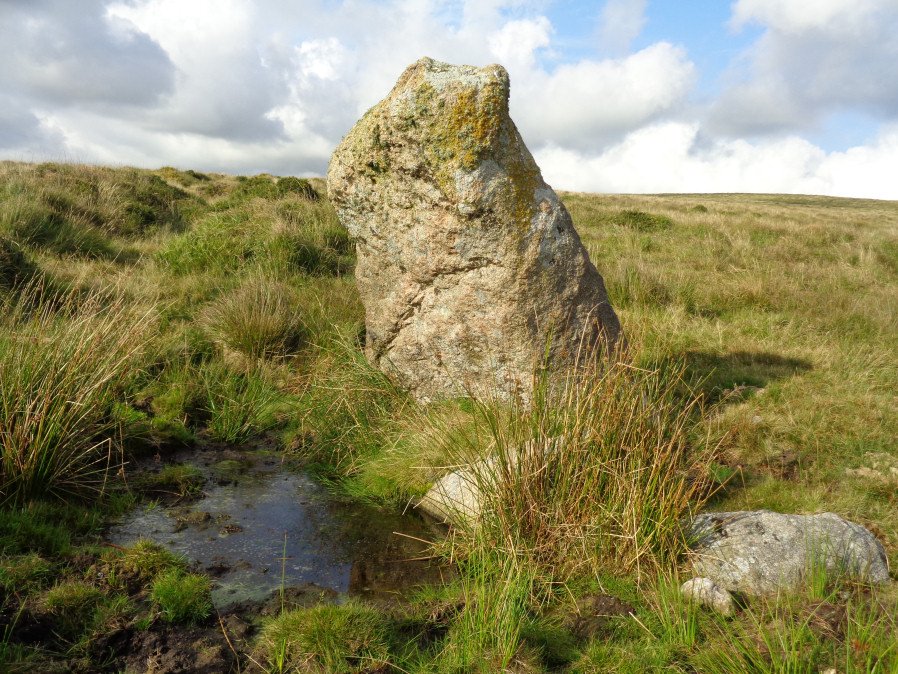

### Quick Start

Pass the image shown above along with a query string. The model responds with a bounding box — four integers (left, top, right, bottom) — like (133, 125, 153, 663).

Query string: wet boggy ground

(109, 443, 450, 607)
(84, 442, 453, 673)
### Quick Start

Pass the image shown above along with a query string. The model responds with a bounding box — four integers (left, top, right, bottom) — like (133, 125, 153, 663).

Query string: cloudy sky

(2, 0, 897, 198)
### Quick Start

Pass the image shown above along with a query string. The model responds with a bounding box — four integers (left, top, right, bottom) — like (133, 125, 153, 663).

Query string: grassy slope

(567, 192, 898, 560)
(1, 161, 896, 672)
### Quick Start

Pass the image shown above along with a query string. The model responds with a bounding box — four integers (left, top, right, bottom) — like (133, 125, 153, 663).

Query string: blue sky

(1, 0, 897, 198)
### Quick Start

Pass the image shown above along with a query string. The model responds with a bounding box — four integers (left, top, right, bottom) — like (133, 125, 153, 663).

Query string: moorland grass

(0, 284, 154, 505)
(565, 193, 898, 555)
(1, 161, 895, 671)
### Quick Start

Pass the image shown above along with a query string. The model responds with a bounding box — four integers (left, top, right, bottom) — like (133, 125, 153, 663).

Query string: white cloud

(488, 17, 552, 70)
(513, 43, 695, 150)
(711, 0, 898, 136)
(596, 0, 647, 54)
(535, 122, 898, 200)
(107, 0, 284, 141)
(0, 0, 173, 107)
(731, 0, 884, 34)
(0, 94, 65, 155)
(815, 125, 898, 199)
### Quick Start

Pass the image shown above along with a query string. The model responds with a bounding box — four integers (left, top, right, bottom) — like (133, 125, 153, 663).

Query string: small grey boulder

(680, 577, 735, 616)
(417, 440, 557, 527)
(417, 463, 484, 526)
(687, 510, 889, 597)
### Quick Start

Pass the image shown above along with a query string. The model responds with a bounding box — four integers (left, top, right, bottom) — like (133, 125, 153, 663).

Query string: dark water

(107, 446, 449, 608)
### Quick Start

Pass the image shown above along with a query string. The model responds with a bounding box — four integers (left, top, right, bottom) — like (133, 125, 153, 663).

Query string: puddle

(108, 445, 449, 608)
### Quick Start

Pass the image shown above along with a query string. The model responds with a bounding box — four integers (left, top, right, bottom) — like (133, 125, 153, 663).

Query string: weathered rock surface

(680, 577, 735, 616)
(845, 451, 898, 484)
(687, 510, 890, 597)
(327, 57, 620, 402)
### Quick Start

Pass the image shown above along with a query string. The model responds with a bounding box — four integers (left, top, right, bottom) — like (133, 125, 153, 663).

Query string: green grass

(150, 569, 213, 625)
(253, 602, 393, 673)
(43, 582, 107, 640)
(0, 553, 53, 592)
(200, 363, 285, 442)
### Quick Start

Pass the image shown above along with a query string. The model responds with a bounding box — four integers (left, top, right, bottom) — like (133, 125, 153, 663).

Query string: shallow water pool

(107, 445, 448, 608)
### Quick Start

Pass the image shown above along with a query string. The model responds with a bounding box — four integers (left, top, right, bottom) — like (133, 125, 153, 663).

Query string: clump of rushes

(441, 345, 721, 580)
(254, 602, 392, 674)
(150, 569, 213, 625)
(203, 276, 306, 360)
(0, 284, 154, 505)
(427, 347, 721, 670)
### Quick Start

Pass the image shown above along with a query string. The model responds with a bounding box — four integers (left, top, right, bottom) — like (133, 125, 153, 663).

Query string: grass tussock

(440, 348, 720, 581)
(203, 276, 307, 360)
(0, 236, 36, 290)
(417, 347, 721, 670)
(0, 284, 154, 505)
(150, 569, 213, 625)
(253, 602, 392, 673)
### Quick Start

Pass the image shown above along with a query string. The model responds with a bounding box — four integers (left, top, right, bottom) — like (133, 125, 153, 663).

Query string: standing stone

(327, 57, 620, 402)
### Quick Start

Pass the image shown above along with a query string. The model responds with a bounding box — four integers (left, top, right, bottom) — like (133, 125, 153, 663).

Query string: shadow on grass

(680, 349, 812, 404)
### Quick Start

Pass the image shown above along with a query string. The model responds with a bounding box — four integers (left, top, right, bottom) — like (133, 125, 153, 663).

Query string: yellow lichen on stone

(505, 148, 541, 228)
(405, 74, 507, 202)
(442, 85, 502, 170)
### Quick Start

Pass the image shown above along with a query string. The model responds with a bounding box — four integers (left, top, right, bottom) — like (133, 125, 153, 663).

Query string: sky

(1, 0, 897, 199)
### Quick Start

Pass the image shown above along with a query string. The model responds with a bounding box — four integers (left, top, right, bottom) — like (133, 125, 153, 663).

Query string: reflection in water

(108, 447, 449, 608)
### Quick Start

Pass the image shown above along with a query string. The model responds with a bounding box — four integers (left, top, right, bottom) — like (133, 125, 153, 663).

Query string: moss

(138, 463, 205, 499)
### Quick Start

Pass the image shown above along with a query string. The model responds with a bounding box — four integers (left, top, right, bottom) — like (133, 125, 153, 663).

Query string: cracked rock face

(688, 511, 890, 597)
(327, 57, 620, 402)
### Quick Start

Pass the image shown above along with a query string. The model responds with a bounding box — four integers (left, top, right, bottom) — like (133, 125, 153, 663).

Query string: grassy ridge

(0, 161, 896, 671)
